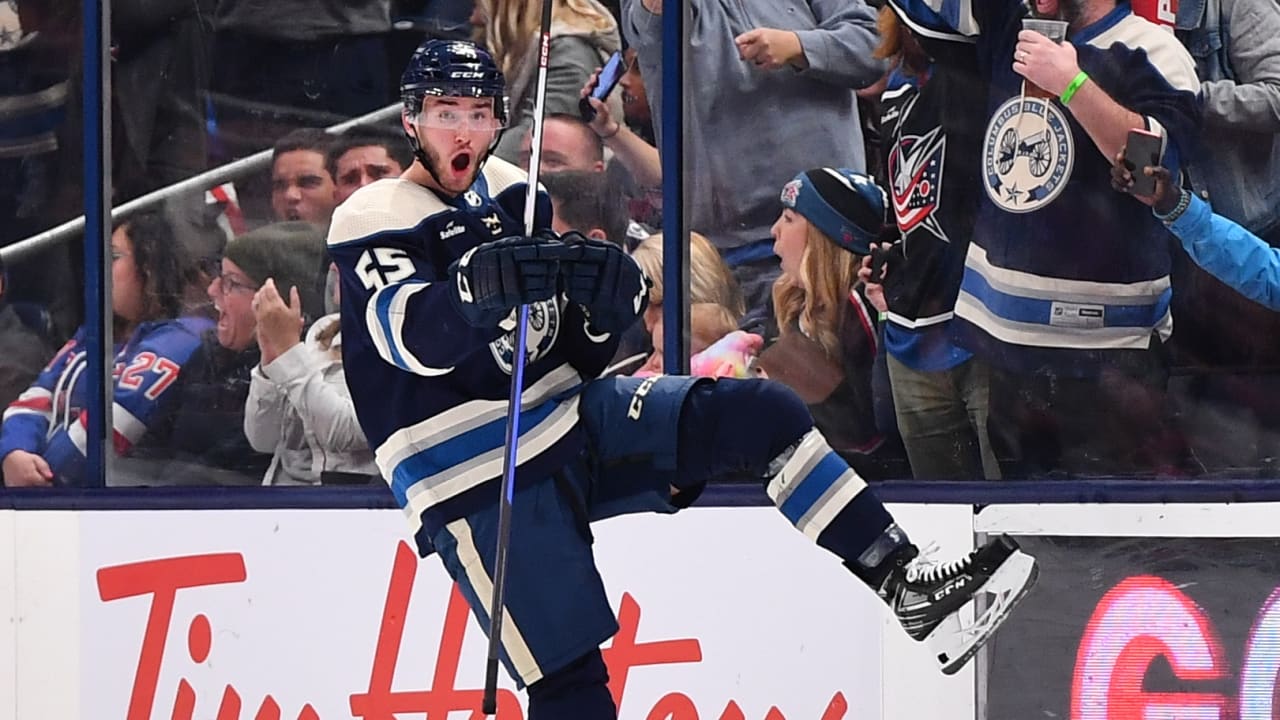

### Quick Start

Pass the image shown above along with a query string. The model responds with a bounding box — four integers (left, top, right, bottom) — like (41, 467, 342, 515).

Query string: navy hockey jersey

(890, 0, 1201, 376)
(327, 158, 619, 535)
(0, 317, 211, 485)
(879, 32, 986, 330)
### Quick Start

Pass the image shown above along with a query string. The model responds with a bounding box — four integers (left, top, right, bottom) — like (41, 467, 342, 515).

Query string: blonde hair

(477, 0, 618, 76)
(630, 232, 745, 319)
(772, 222, 861, 358)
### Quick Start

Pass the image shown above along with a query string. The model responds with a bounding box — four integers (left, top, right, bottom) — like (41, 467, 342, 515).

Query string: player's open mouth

(451, 152, 472, 174)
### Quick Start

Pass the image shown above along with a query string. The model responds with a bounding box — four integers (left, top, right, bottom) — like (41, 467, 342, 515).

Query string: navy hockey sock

(526, 648, 616, 720)
(677, 379, 911, 585)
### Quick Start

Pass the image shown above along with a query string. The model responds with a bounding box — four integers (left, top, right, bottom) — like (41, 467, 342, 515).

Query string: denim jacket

(1177, 0, 1280, 239)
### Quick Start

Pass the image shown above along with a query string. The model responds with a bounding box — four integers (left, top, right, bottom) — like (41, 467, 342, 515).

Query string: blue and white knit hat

(779, 168, 890, 255)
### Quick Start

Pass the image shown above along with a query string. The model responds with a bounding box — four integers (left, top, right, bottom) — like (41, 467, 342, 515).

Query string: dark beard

(1059, 0, 1090, 26)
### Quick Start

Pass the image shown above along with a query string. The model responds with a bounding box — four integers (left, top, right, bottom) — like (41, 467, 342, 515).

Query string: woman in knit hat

(761, 168, 907, 480)
(156, 221, 330, 486)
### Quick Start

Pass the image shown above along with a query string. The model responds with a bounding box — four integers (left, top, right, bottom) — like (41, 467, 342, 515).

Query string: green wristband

(1060, 71, 1089, 105)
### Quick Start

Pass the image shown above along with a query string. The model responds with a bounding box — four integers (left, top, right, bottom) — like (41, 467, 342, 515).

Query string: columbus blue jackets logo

(983, 97, 1074, 213)
(489, 299, 561, 374)
(888, 127, 948, 241)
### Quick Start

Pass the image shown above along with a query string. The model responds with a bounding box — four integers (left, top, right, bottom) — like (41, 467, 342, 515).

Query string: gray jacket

(623, 0, 884, 250)
(1178, 0, 1280, 238)
(244, 315, 377, 486)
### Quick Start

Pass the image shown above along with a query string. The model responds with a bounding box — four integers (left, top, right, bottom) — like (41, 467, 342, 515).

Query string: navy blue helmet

(400, 39, 508, 125)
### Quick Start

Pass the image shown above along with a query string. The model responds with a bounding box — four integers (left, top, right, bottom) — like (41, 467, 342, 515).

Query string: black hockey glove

(447, 234, 566, 328)
(559, 232, 649, 333)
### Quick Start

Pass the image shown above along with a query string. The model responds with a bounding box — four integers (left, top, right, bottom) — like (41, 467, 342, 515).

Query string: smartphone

(579, 51, 627, 123)
(1124, 128, 1163, 197)
(869, 246, 890, 285)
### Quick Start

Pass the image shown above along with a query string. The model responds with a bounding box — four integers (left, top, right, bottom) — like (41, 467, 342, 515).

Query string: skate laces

(904, 543, 975, 585)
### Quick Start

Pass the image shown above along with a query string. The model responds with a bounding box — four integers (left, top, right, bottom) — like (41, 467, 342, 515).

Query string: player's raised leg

(674, 378, 1038, 674)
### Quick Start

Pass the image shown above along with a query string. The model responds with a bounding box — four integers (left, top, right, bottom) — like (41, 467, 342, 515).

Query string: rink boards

(3, 502, 1280, 719)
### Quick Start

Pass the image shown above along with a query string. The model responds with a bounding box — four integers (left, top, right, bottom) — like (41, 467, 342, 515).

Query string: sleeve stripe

(113, 403, 147, 445)
(366, 282, 455, 377)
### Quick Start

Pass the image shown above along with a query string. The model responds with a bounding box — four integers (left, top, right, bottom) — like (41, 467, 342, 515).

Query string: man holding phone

(886, 0, 1202, 477)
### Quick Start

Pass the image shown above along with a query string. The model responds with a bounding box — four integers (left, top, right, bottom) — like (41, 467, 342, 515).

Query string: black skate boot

(879, 534, 1038, 674)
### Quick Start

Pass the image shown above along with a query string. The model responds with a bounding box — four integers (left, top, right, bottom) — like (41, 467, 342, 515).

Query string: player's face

(334, 145, 403, 205)
(411, 96, 500, 196)
(771, 208, 810, 279)
(207, 259, 260, 352)
(110, 224, 145, 324)
(272, 150, 337, 224)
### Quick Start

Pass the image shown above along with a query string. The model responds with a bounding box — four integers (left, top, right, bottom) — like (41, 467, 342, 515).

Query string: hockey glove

(559, 233, 649, 334)
(447, 234, 566, 328)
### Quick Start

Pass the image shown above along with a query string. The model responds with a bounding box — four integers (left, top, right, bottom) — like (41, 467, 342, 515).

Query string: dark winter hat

(223, 221, 328, 322)
(779, 168, 890, 255)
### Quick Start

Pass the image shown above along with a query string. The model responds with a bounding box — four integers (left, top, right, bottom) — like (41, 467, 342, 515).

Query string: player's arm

(330, 211, 565, 374)
(42, 323, 203, 482)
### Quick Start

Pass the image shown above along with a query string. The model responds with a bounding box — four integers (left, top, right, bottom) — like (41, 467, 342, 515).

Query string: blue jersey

(327, 158, 620, 535)
(0, 316, 211, 485)
(890, 0, 1201, 376)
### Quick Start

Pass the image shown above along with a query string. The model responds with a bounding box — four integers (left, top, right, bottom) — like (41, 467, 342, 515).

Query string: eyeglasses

(211, 271, 259, 296)
(414, 106, 505, 132)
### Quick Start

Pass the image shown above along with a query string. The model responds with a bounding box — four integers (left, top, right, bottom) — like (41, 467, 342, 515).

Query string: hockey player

(328, 38, 1038, 720)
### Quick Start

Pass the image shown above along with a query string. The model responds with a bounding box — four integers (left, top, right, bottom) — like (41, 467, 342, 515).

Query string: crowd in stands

(2, 0, 1280, 488)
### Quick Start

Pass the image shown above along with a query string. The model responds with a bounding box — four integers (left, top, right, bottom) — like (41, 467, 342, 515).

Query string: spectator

(481, 0, 624, 164)
(1114, 159, 1280, 312)
(208, 0, 392, 162)
(1164, 0, 1280, 475)
(580, 61, 663, 231)
(760, 168, 906, 479)
(112, 0, 210, 201)
(858, 5, 1000, 480)
(159, 222, 328, 485)
(244, 275, 377, 486)
(0, 211, 211, 487)
(0, 256, 52, 412)
(619, 47, 654, 143)
(327, 127, 412, 205)
(892, 0, 1201, 477)
(1176, 0, 1280, 246)
(622, 231, 745, 374)
(271, 129, 338, 226)
(623, 0, 886, 317)
(542, 170, 631, 246)
(518, 113, 606, 173)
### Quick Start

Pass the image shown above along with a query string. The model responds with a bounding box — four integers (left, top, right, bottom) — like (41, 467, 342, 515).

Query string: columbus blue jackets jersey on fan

(0, 317, 210, 485)
(327, 157, 619, 535)
(889, 0, 1200, 376)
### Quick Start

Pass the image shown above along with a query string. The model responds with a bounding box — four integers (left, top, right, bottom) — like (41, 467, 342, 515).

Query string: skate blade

(925, 549, 1039, 675)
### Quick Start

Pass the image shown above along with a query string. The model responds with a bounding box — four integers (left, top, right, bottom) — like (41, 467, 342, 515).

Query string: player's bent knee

(526, 648, 616, 720)
(677, 378, 816, 483)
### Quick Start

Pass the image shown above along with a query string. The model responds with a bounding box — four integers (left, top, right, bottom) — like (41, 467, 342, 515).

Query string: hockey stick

(483, 0, 555, 714)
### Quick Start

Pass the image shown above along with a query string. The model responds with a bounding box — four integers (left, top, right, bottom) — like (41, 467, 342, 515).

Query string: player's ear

(587, 228, 607, 242)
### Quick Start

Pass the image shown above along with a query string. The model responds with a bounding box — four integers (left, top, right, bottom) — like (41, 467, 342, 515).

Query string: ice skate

(880, 534, 1037, 674)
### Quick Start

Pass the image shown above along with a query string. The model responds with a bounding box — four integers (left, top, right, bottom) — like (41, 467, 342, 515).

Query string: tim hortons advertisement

(8, 505, 973, 720)
(985, 535, 1280, 720)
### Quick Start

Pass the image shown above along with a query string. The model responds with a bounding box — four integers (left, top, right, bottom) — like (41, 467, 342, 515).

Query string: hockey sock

(765, 428, 906, 572)
(526, 648, 617, 720)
